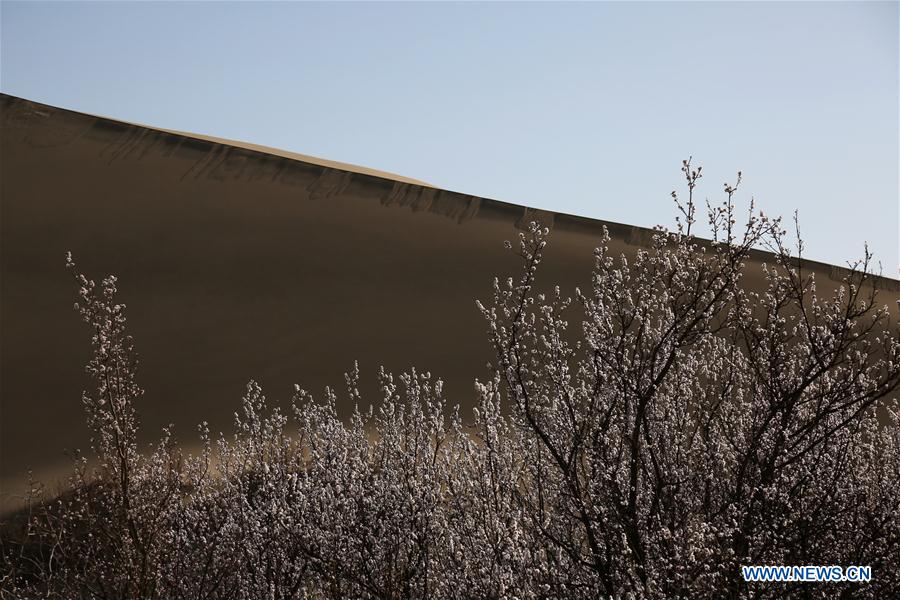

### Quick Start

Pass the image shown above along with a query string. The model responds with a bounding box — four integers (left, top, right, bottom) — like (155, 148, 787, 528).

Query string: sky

(2, 1, 898, 273)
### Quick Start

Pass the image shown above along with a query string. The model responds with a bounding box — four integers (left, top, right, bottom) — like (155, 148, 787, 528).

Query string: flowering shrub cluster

(2, 164, 899, 598)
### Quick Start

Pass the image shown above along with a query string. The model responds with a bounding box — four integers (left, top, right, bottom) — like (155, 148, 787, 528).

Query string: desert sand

(2, 93, 898, 514)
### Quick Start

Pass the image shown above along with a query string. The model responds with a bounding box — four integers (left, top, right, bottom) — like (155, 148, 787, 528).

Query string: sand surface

(2, 94, 898, 513)
(87, 116, 437, 189)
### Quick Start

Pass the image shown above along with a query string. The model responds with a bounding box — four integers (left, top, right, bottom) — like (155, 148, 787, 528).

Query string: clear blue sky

(2, 1, 897, 273)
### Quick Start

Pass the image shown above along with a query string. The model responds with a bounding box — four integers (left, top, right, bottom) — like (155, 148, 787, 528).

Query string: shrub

(3, 162, 898, 598)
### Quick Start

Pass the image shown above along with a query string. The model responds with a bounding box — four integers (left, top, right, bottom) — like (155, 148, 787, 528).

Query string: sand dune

(78, 114, 437, 189)
(2, 93, 897, 513)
